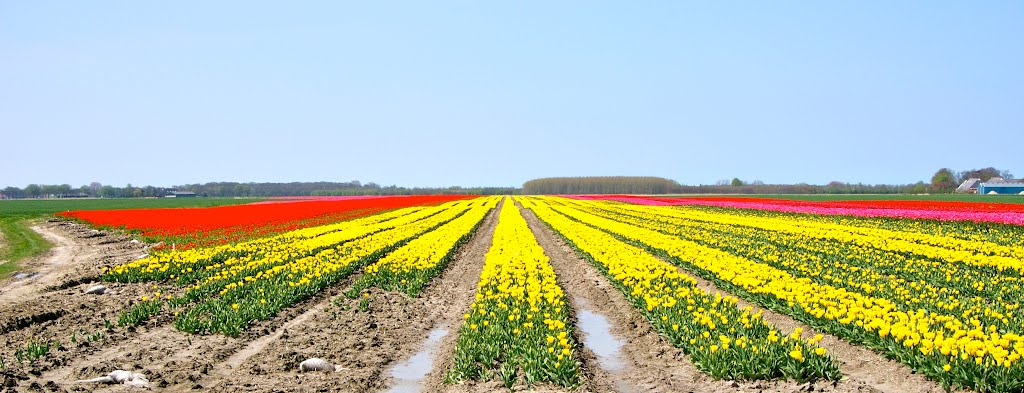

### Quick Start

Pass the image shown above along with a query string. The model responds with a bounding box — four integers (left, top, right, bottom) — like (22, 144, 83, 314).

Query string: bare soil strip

(0, 222, 157, 390)
(40, 325, 243, 392)
(0, 221, 138, 303)
(38, 282, 362, 391)
(216, 298, 335, 375)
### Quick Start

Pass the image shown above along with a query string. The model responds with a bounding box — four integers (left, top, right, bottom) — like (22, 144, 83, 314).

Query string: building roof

(956, 178, 981, 192)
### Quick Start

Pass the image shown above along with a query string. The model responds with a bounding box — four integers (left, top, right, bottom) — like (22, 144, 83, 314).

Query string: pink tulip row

(567, 195, 1024, 226)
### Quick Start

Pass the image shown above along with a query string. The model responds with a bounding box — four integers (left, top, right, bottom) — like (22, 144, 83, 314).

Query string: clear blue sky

(3, 1, 1021, 188)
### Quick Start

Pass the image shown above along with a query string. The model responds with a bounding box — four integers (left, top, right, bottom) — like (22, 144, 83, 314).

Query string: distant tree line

(175, 181, 517, 196)
(521, 171, 1014, 195)
(0, 181, 519, 199)
(310, 186, 517, 196)
(523, 177, 682, 195)
(0, 182, 165, 199)
(675, 182, 932, 195)
(521, 176, 926, 195)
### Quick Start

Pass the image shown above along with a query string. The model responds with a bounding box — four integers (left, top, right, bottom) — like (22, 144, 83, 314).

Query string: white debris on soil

(84, 285, 108, 295)
(76, 370, 150, 387)
(299, 358, 341, 372)
(130, 239, 141, 244)
(134, 254, 148, 260)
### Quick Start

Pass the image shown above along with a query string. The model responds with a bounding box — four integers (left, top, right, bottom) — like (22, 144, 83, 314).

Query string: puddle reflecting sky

(386, 328, 448, 393)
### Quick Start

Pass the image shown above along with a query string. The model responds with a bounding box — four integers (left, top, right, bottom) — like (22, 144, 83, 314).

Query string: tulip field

(521, 198, 841, 382)
(58, 195, 472, 250)
(447, 202, 582, 388)
(542, 195, 1024, 392)
(106, 197, 499, 336)
(4, 194, 1024, 392)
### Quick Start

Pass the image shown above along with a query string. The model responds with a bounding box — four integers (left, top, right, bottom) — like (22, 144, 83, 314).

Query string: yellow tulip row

(111, 199, 483, 336)
(566, 199, 1023, 329)
(196, 199, 474, 297)
(606, 200, 1024, 272)
(540, 197, 1024, 391)
(521, 197, 840, 381)
(448, 200, 579, 388)
(107, 200, 471, 283)
(137, 205, 424, 273)
(196, 200, 475, 292)
(357, 196, 501, 295)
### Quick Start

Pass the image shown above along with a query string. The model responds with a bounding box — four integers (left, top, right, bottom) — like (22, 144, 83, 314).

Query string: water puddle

(385, 328, 448, 393)
(577, 309, 625, 372)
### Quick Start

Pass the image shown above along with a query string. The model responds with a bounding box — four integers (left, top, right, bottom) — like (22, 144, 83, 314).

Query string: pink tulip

(565, 195, 1024, 226)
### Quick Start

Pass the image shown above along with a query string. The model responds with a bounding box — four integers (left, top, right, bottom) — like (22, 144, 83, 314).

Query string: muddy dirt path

(0, 221, 125, 303)
(35, 272, 359, 391)
(0, 221, 158, 390)
(216, 298, 335, 375)
(40, 324, 242, 391)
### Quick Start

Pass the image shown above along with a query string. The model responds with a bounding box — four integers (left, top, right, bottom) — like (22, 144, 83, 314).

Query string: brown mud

(0, 221, 154, 391)
(0, 221, 142, 302)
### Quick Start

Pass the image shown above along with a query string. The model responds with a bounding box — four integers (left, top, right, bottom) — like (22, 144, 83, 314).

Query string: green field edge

(0, 218, 52, 276)
(0, 197, 263, 277)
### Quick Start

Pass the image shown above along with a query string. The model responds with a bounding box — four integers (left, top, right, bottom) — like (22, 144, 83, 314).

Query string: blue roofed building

(977, 178, 1024, 195)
